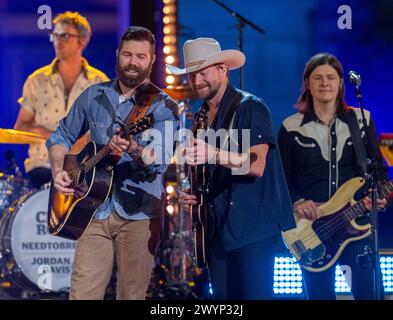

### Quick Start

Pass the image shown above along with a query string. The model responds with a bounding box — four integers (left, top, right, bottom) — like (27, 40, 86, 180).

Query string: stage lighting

(163, 35, 176, 45)
(166, 185, 175, 194)
(165, 56, 175, 64)
(273, 254, 393, 297)
(166, 204, 175, 215)
(162, 0, 179, 86)
(163, 45, 176, 55)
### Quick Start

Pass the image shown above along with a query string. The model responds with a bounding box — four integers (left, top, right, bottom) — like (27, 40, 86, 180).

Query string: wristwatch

(128, 144, 141, 158)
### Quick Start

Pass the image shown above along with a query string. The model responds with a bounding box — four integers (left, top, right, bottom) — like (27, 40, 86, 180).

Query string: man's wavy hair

(119, 26, 156, 56)
(295, 53, 348, 113)
(53, 11, 92, 40)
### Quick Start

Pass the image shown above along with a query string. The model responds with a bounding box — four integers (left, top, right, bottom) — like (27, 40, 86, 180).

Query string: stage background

(0, 0, 392, 246)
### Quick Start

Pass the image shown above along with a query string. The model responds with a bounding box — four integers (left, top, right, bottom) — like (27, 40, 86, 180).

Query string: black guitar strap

(344, 108, 368, 177)
(207, 91, 243, 186)
(220, 92, 244, 133)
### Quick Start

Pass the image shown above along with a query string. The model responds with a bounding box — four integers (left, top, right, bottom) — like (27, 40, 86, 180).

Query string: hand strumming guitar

(53, 170, 74, 196)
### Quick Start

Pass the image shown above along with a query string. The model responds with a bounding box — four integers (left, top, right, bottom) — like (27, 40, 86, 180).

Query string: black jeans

(302, 235, 385, 300)
(207, 235, 279, 300)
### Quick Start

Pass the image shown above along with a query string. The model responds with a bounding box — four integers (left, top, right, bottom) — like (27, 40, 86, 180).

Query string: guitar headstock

(191, 104, 209, 133)
(127, 114, 155, 136)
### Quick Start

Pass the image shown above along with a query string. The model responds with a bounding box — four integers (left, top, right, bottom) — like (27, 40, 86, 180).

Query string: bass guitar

(283, 177, 392, 272)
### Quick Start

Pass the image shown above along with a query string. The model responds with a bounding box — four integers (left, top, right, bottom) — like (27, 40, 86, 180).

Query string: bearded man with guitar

(279, 53, 391, 300)
(170, 38, 295, 299)
(46, 26, 178, 300)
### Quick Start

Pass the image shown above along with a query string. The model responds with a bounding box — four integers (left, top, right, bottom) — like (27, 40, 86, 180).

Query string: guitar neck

(83, 144, 112, 172)
(81, 114, 154, 174)
(345, 180, 393, 220)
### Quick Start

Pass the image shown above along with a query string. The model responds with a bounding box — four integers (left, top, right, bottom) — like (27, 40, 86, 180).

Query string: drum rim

(1, 183, 73, 294)
(0, 174, 31, 211)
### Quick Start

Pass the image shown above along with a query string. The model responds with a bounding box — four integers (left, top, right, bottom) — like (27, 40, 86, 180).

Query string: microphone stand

(161, 99, 196, 299)
(176, 100, 188, 283)
(211, 0, 266, 90)
(352, 82, 382, 300)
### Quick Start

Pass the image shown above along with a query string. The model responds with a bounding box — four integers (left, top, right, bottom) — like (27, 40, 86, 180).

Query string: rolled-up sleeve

(17, 76, 36, 114)
(46, 88, 89, 151)
(236, 98, 276, 149)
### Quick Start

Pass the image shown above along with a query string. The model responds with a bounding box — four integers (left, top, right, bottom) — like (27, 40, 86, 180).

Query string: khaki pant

(69, 211, 162, 300)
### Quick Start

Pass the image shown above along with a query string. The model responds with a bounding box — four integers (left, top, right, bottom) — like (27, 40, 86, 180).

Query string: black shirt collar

(217, 82, 239, 118)
(300, 106, 348, 126)
(201, 82, 239, 129)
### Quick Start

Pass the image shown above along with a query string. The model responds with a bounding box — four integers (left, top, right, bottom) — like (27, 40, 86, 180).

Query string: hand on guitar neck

(362, 191, 388, 211)
(108, 127, 139, 157)
(179, 190, 197, 214)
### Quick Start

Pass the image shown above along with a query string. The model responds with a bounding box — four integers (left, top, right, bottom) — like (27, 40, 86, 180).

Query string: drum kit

(0, 128, 76, 299)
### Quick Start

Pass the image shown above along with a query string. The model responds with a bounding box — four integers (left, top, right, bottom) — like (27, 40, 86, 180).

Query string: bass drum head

(1, 185, 76, 296)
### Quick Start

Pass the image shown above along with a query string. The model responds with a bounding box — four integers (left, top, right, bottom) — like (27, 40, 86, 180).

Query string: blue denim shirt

(46, 79, 179, 221)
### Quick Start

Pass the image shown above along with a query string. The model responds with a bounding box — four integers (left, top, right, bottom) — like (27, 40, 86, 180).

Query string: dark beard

(193, 84, 219, 101)
(116, 59, 152, 89)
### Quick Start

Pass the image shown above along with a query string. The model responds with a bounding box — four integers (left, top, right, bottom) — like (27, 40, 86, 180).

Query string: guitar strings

(292, 181, 393, 250)
(295, 181, 393, 248)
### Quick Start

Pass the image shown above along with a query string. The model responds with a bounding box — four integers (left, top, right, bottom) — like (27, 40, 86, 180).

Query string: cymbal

(0, 128, 45, 144)
(163, 85, 198, 100)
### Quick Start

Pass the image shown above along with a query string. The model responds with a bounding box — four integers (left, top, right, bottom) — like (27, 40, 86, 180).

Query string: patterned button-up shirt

(18, 58, 108, 172)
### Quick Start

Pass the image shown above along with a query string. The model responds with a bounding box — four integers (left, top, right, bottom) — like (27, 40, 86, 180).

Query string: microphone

(348, 70, 362, 86)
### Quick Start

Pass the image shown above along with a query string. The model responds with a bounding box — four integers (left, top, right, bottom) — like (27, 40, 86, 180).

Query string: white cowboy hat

(166, 37, 245, 75)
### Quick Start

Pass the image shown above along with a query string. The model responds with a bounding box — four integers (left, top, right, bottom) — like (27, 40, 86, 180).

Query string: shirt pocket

(91, 121, 107, 129)
(90, 122, 110, 144)
(294, 136, 316, 148)
(293, 136, 321, 168)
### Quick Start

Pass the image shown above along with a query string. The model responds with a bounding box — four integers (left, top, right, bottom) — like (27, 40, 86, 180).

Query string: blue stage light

(273, 255, 393, 296)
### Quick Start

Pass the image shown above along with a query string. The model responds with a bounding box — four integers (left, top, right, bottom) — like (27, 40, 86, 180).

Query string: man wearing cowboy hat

(171, 38, 296, 299)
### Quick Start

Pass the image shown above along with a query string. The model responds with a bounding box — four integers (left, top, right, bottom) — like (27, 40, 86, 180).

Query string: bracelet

(128, 145, 141, 159)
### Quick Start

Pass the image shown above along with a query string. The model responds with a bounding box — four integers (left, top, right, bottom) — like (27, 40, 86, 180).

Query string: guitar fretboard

(84, 144, 111, 172)
(344, 180, 393, 221)
(191, 104, 209, 136)
(81, 116, 153, 174)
